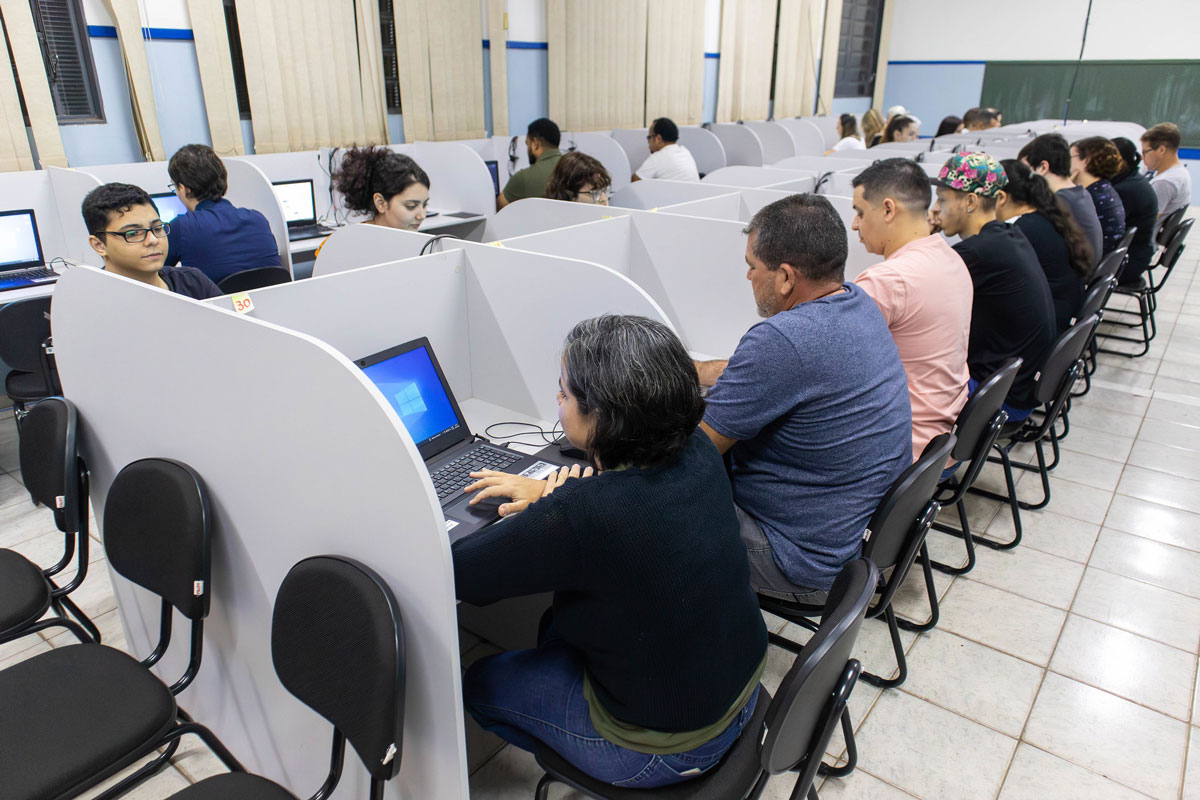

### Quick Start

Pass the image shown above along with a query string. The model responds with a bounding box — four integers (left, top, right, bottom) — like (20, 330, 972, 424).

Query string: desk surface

(0, 282, 56, 303)
(460, 397, 558, 456)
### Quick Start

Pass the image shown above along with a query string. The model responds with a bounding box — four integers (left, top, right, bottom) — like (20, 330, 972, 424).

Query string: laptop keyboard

(431, 446, 522, 501)
(288, 223, 334, 240)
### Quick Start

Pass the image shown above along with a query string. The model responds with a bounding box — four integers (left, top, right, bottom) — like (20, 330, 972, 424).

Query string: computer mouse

(556, 437, 587, 461)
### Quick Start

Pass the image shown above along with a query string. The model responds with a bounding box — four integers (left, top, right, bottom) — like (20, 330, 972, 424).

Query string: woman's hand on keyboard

(543, 464, 595, 498)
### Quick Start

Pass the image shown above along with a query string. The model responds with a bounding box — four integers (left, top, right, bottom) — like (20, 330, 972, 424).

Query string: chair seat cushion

(0, 548, 51, 636)
(534, 686, 773, 799)
(169, 772, 299, 800)
(1113, 278, 1147, 293)
(4, 370, 50, 403)
(0, 643, 177, 800)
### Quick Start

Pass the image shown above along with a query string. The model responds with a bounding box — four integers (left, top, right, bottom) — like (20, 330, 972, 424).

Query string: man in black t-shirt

(930, 153, 1056, 421)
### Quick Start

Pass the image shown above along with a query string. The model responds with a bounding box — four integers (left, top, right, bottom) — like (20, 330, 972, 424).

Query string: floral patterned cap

(934, 152, 1008, 197)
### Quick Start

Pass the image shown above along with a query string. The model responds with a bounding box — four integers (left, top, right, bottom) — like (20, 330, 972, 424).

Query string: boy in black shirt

(82, 183, 222, 300)
(930, 153, 1056, 421)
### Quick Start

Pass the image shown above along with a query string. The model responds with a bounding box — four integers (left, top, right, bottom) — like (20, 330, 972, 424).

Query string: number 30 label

(231, 293, 255, 314)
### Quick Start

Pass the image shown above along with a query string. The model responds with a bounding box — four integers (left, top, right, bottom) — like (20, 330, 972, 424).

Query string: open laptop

(0, 209, 58, 292)
(484, 159, 500, 196)
(150, 192, 188, 224)
(356, 337, 564, 541)
(272, 179, 334, 242)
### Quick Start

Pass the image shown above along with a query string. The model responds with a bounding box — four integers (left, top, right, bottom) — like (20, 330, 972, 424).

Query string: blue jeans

(967, 377, 1034, 423)
(463, 630, 759, 789)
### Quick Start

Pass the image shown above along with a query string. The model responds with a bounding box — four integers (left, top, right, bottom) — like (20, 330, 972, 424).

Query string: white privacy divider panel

(484, 198, 634, 241)
(610, 128, 650, 171)
(742, 121, 796, 164)
(800, 116, 841, 148)
(611, 179, 744, 210)
(821, 194, 878, 281)
(762, 176, 818, 193)
(311, 223, 435, 277)
(775, 119, 828, 158)
(660, 187, 795, 222)
(774, 154, 873, 173)
(707, 123, 765, 167)
(562, 131, 633, 193)
(47, 166, 101, 264)
(703, 166, 819, 188)
(228, 151, 334, 221)
(678, 126, 726, 176)
(53, 266, 470, 800)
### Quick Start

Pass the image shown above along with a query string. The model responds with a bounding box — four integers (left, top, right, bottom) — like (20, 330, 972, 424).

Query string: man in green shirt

(497, 117, 563, 210)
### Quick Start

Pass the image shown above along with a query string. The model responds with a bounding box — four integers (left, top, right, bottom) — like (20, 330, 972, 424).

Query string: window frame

(27, 0, 105, 125)
(833, 0, 885, 100)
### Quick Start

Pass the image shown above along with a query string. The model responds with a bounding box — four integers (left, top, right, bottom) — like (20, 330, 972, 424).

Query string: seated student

(825, 113, 866, 154)
(931, 154, 1056, 422)
(545, 151, 612, 205)
(997, 159, 1094, 333)
(962, 107, 1001, 131)
(164, 144, 281, 284)
(332, 146, 430, 230)
(880, 115, 919, 144)
(1019, 133, 1103, 264)
(82, 183, 221, 300)
(1141, 122, 1193, 219)
(695, 195, 911, 603)
(497, 118, 563, 210)
(862, 108, 885, 148)
(936, 116, 964, 138)
(1110, 137, 1160, 285)
(633, 117, 700, 182)
(850, 159, 973, 461)
(1071, 137, 1127, 256)
(455, 315, 767, 790)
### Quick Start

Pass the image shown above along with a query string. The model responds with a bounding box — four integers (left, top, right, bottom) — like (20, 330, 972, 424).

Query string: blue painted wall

(505, 47, 549, 136)
(831, 97, 871, 117)
(883, 62, 986, 139)
(58, 37, 144, 166)
(146, 39, 211, 156)
(702, 56, 718, 124)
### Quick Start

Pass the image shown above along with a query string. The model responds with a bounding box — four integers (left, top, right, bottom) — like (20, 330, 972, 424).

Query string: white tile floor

(2, 215, 1199, 799)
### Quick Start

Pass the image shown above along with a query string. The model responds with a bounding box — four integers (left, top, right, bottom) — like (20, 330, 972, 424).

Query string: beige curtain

(0, 16, 33, 171)
(183, 0, 244, 155)
(394, 0, 486, 142)
(816, 0, 843, 116)
(103, 0, 166, 161)
(715, 0, 776, 123)
(0, 0, 68, 167)
(548, 0, 648, 131)
(773, 0, 823, 118)
(234, 0, 386, 153)
(486, 0, 508, 136)
(645, 0, 704, 126)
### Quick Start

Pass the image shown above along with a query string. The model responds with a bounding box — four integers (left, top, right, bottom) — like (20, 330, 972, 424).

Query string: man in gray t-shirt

(1142, 123, 1192, 219)
(1020, 134, 1104, 266)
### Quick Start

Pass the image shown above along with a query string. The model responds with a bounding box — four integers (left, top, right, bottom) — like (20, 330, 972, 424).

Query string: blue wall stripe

(1181, 148, 1200, 160)
(705, 52, 719, 59)
(888, 59, 985, 65)
(506, 40, 547, 50)
(88, 25, 194, 40)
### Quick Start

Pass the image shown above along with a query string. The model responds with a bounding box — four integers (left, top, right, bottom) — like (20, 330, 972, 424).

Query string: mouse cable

(484, 420, 562, 448)
(420, 234, 459, 255)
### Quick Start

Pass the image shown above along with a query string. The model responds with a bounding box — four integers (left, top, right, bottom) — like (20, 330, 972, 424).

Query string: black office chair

(928, 359, 1021, 575)
(1154, 207, 1186, 248)
(1089, 246, 1129, 290)
(968, 315, 1099, 546)
(533, 558, 879, 800)
(0, 398, 100, 647)
(0, 458, 238, 800)
(165, 555, 407, 800)
(0, 296, 61, 419)
(217, 266, 292, 294)
(762, 433, 955, 693)
(1100, 218, 1192, 357)
(1072, 277, 1116, 398)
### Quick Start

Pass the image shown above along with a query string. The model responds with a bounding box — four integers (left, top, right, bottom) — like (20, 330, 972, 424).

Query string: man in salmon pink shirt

(851, 158, 973, 461)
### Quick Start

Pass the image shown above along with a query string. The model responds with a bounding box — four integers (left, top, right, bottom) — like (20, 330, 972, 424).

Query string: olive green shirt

(501, 149, 563, 202)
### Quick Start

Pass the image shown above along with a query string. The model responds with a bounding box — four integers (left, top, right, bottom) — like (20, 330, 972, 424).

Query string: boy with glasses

(82, 183, 222, 300)
(1140, 123, 1193, 219)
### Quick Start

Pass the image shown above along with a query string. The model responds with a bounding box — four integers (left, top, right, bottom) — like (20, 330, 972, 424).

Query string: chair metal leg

(818, 708, 858, 778)
(968, 444, 1023, 550)
(1016, 439, 1052, 511)
(0, 613, 92, 646)
(768, 629, 807, 656)
(53, 594, 102, 643)
(534, 773, 555, 800)
(89, 734, 182, 800)
(860, 605, 906, 689)
(896, 543, 939, 633)
(930, 497, 976, 575)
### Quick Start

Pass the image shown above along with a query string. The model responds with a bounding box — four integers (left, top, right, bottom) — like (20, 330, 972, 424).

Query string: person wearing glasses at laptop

(544, 151, 612, 206)
(453, 314, 767, 790)
(82, 183, 221, 300)
(163, 144, 282, 283)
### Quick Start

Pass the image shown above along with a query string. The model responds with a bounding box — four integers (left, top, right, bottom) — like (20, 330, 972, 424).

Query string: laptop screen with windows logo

(361, 345, 460, 447)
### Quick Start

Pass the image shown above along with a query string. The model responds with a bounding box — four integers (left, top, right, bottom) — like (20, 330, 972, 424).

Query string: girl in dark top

(1070, 137, 1127, 256)
(1109, 137, 1160, 285)
(880, 115, 919, 144)
(454, 315, 767, 789)
(998, 159, 1094, 333)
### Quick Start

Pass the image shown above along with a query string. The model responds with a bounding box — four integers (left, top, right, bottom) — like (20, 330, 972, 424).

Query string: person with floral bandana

(930, 153, 1055, 422)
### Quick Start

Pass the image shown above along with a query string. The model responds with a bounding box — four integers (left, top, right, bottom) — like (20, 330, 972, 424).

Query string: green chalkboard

(981, 60, 1200, 147)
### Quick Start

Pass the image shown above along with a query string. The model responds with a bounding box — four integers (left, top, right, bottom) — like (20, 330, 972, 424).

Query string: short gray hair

(743, 194, 847, 282)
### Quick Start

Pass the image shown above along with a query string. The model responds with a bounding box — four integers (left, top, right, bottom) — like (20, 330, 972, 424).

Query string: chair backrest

(1117, 226, 1137, 253)
(1155, 218, 1193, 276)
(1078, 277, 1113, 322)
(949, 359, 1021, 463)
(1091, 246, 1128, 286)
(104, 458, 212, 621)
(861, 433, 955, 579)
(18, 397, 83, 534)
(759, 557, 878, 784)
(1155, 207, 1186, 247)
(0, 296, 53, 374)
(1034, 314, 1099, 407)
(272, 555, 406, 783)
(216, 266, 293, 294)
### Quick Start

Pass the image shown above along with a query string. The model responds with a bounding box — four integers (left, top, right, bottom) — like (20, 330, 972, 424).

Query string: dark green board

(981, 60, 1200, 146)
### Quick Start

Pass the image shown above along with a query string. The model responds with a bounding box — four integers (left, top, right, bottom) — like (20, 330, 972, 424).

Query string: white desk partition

(498, 213, 757, 357)
(819, 194, 877, 281)
(610, 128, 650, 173)
(763, 176, 818, 194)
(46, 166, 102, 264)
(742, 121, 796, 164)
(483, 198, 634, 241)
(702, 166, 819, 188)
(773, 155, 873, 173)
(52, 265, 471, 800)
(678, 126, 726, 176)
(310, 224, 435, 277)
(228, 150, 333, 221)
(866, 142, 937, 156)
(774, 119, 828, 158)
(707, 123, 765, 167)
(659, 187, 793, 223)
(610, 179, 745, 210)
(800, 116, 841, 148)
(561, 131, 633, 193)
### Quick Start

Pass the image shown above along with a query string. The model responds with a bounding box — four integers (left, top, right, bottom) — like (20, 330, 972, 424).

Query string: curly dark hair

(1073, 137, 1125, 181)
(333, 147, 430, 216)
(1001, 159, 1094, 280)
(562, 315, 704, 469)
(82, 182, 156, 235)
(544, 151, 611, 202)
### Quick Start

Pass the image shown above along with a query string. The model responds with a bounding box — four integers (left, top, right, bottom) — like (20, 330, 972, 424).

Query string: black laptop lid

(272, 179, 318, 226)
(356, 337, 472, 460)
(0, 209, 45, 272)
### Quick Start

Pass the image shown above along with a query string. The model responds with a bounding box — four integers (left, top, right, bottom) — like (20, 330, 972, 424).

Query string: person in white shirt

(633, 118, 700, 182)
(825, 113, 866, 154)
(1141, 122, 1193, 219)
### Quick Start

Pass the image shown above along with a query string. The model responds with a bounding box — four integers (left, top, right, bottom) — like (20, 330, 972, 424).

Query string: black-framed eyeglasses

(167, 182, 177, 192)
(95, 222, 170, 243)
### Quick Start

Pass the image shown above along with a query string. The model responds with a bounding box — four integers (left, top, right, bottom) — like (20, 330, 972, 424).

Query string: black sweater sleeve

(451, 479, 585, 605)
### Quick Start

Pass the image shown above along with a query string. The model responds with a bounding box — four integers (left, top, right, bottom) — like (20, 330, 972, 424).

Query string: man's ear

(776, 262, 798, 294)
(88, 234, 106, 259)
(881, 197, 897, 220)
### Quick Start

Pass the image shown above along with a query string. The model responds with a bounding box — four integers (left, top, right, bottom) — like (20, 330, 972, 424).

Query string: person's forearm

(694, 359, 728, 387)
